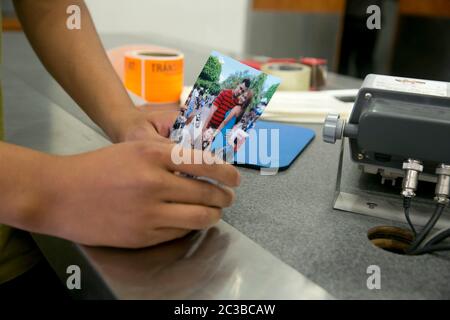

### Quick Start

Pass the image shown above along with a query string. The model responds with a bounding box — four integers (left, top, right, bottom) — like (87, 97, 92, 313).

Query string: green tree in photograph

(248, 73, 267, 110)
(196, 55, 222, 95)
(199, 56, 221, 82)
(264, 84, 279, 101)
(196, 78, 221, 95)
(220, 70, 252, 90)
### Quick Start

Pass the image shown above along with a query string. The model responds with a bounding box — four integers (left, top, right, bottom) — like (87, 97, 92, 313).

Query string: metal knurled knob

(323, 113, 344, 144)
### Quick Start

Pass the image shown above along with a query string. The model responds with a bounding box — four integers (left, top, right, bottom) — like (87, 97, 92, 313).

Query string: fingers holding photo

(166, 146, 241, 188)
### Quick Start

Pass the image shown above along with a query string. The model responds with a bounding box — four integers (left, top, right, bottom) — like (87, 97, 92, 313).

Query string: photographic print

(170, 51, 281, 157)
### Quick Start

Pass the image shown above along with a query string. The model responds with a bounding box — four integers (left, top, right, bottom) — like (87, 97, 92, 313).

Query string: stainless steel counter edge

(3, 69, 332, 299)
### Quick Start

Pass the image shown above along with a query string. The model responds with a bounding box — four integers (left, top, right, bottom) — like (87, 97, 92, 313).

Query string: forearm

(0, 142, 55, 230)
(216, 122, 225, 133)
(13, 0, 138, 142)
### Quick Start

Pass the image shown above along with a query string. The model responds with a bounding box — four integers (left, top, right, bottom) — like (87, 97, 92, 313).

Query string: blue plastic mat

(234, 121, 315, 170)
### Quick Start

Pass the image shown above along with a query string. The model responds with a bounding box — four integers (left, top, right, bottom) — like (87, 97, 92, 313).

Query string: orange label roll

(124, 50, 184, 103)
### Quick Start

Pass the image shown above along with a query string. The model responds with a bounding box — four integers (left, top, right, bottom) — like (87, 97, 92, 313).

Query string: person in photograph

(173, 87, 211, 149)
(206, 92, 216, 107)
(186, 88, 205, 126)
(202, 78, 251, 132)
(185, 84, 200, 117)
(215, 90, 253, 134)
(238, 108, 258, 131)
(170, 109, 188, 143)
(202, 89, 253, 151)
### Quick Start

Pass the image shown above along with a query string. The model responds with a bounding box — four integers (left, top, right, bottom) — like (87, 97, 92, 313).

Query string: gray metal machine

(323, 74, 450, 241)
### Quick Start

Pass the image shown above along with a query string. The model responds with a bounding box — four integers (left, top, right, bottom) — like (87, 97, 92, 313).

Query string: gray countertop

(3, 32, 450, 299)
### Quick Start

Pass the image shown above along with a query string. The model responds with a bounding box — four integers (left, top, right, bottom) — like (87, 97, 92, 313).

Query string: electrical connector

(434, 164, 450, 205)
(401, 159, 423, 198)
(400, 159, 423, 236)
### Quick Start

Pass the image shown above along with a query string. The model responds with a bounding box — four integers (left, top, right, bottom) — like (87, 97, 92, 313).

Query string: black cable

(423, 228, 450, 247)
(409, 243, 450, 255)
(406, 203, 446, 254)
(403, 197, 416, 236)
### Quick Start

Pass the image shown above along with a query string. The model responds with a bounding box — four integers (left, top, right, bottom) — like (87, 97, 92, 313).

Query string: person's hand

(20, 140, 240, 248)
(111, 104, 179, 143)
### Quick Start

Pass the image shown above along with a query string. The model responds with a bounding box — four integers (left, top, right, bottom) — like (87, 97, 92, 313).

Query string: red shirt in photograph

(209, 89, 238, 128)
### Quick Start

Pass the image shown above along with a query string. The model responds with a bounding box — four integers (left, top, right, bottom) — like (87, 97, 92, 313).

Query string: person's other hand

(21, 140, 240, 248)
(113, 104, 179, 143)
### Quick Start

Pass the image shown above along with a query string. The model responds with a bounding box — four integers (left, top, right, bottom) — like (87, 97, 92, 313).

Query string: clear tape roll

(261, 62, 311, 91)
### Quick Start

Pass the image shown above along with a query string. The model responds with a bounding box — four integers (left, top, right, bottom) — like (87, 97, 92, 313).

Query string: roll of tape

(261, 62, 311, 91)
(124, 50, 184, 103)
